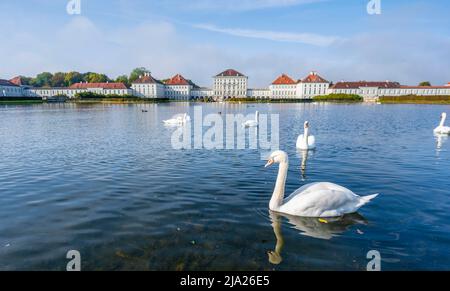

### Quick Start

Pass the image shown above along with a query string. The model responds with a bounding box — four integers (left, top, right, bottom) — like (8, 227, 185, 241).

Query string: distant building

(163, 74, 195, 100)
(4, 69, 449, 102)
(131, 72, 165, 98)
(247, 88, 271, 99)
(191, 87, 214, 100)
(69, 82, 130, 95)
(0, 79, 23, 97)
(328, 81, 450, 101)
(299, 71, 329, 99)
(213, 69, 248, 101)
(265, 71, 329, 99)
(270, 74, 297, 99)
(9, 76, 25, 87)
(29, 82, 130, 99)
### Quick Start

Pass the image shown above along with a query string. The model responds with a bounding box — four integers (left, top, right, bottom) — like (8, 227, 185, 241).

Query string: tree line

(17, 68, 150, 88)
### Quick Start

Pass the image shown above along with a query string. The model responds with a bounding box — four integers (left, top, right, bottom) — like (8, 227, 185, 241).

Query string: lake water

(0, 102, 449, 271)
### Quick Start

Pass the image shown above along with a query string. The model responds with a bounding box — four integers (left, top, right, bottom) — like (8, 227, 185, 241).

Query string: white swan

(264, 150, 378, 217)
(243, 111, 259, 127)
(434, 112, 450, 135)
(163, 113, 190, 126)
(296, 121, 316, 150)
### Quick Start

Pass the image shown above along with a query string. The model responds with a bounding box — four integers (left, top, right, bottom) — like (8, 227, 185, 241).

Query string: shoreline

(2, 98, 450, 105)
(379, 101, 450, 105)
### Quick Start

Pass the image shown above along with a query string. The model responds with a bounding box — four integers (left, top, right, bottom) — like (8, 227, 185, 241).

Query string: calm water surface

(0, 102, 449, 270)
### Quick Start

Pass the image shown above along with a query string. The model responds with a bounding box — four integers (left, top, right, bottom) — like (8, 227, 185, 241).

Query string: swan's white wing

(296, 135, 315, 149)
(281, 183, 361, 217)
(296, 135, 305, 148)
(308, 135, 316, 147)
(285, 182, 352, 201)
(435, 126, 450, 134)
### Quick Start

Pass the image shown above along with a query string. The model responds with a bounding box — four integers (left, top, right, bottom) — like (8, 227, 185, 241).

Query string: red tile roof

(69, 82, 127, 89)
(331, 81, 401, 89)
(272, 74, 296, 85)
(165, 74, 190, 85)
(133, 73, 163, 84)
(301, 72, 328, 83)
(0, 79, 19, 87)
(9, 76, 23, 86)
(216, 69, 245, 77)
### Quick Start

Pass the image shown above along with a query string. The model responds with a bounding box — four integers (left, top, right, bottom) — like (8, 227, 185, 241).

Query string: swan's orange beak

(265, 158, 274, 168)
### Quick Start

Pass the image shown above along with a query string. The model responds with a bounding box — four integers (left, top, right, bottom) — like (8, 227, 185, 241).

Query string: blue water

(0, 102, 449, 271)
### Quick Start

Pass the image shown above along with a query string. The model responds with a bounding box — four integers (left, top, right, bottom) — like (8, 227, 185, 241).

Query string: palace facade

(2, 69, 450, 101)
(330, 81, 450, 101)
(0, 79, 23, 96)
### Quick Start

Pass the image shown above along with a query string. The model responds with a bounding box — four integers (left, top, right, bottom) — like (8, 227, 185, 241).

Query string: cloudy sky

(1, 0, 449, 87)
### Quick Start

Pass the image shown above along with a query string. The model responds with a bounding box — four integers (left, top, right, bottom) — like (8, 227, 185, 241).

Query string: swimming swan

(264, 151, 378, 217)
(163, 113, 190, 126)
(243, 111, 259, 127)
(296, 121, 316, 150)
(434, 112, 450, 135)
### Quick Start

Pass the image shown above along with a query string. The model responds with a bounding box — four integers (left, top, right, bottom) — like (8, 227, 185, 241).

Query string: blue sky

(1, 0, 449, 87)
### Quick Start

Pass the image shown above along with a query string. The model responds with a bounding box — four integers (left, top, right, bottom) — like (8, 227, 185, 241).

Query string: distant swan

(163, 113, 190, 126)
(265, 151, 378, 217)
(434, 112, 450, 135)
(243, 111, 259, 127)
(296, 121, 316, 150)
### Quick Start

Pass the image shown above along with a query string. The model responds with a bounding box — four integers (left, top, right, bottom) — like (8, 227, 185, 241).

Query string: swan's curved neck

(440, 115, 446, 127)
(255, 112, 259, 122)
(303, 127, 309, 144)
(270, 159, 288, 211)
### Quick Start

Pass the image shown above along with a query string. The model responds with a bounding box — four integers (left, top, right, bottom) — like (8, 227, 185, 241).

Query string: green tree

(84, 72, 109, 83)
(129, 67, 149, 83)
(115, 75, 130, 87)
(419, 81, 431, 86)
(17, 76, 33, 86)
(51, 72, 67, 87)
(32, 72, 53, 87)
(64, 72, 83, 86)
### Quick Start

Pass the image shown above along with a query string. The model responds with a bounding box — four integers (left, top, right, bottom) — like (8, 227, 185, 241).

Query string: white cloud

(193, 23, 341, 46)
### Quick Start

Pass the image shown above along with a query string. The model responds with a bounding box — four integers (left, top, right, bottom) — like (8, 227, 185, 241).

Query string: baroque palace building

(213, 69, 248, 100)
(2, 69, 450, 101)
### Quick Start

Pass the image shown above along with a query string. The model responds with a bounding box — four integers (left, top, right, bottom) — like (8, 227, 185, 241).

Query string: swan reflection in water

(435, 133, 448, 151)
(267, 211, 368, 265)
(296, 149, 313, 181)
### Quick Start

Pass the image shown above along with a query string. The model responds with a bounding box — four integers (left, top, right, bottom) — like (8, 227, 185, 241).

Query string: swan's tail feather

(357, 194, 379, 207)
